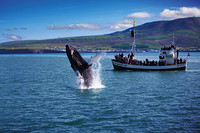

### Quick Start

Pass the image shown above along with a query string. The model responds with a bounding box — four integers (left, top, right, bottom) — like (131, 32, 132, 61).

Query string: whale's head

(66, 45, 89, 74)
(66, 45, 74, 56)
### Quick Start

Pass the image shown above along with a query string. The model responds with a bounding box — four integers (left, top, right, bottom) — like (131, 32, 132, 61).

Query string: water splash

(89, 60, 105, 89)
(77, 73, 87, 89)
(77, 55, 105, 89)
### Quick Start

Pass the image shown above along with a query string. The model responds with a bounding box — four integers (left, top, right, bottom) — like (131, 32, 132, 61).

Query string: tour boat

(111, 20, 187, 71)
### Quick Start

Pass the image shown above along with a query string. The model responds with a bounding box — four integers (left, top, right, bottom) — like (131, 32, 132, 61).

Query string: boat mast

(131, 19, 136, 56)
(172, 32, 175, 46)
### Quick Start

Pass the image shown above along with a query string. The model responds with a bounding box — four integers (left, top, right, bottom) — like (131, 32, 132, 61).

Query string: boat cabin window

(159, 56, 164, 59)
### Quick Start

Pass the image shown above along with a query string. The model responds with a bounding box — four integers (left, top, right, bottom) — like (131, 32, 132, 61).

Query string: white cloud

(48, 23, 103, 30)
(160, 7, 200, 19)
(110, 20, 133, 30)
(6, 27, 27, 31)
(127, 12, 152, 18)
(2, 34, 22, 40)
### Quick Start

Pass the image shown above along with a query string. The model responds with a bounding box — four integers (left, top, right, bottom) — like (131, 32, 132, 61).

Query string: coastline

(0, 49, 199, 54)
(0, 49, 65, 54)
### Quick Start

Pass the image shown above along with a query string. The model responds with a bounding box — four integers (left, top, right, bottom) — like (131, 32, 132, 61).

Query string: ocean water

(0, 52, 200, 132)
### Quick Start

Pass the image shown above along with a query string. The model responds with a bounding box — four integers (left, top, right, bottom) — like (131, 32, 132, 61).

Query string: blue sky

(0, 0, 200, 43)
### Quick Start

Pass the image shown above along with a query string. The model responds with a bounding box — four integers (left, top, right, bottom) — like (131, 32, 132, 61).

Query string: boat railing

(112, 58, 186, 66)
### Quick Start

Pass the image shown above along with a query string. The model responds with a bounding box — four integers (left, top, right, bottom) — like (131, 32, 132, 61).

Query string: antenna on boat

(131, 19, 136, 56)
(172, 32, 175, 46)
(175, 41, 178, 48)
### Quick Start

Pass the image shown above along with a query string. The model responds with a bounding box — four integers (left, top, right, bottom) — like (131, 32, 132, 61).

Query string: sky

(0, 0, 200, 43)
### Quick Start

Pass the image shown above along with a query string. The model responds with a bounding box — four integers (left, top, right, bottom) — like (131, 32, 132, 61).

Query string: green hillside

(1, 17, 200, 50)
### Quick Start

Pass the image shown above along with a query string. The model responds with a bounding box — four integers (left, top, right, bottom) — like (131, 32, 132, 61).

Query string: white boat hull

(112, 60, 187, 71)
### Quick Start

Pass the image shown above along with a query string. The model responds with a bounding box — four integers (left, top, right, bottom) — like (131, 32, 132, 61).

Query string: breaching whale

(66, 45, 105, 88)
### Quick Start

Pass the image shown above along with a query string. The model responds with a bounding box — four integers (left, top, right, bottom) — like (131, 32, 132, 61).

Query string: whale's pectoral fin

(88, 52, 105, 65)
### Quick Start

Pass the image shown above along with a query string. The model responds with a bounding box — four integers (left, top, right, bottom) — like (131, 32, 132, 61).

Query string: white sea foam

(186, 69, 200, 72)
(89, 60, 105, 89)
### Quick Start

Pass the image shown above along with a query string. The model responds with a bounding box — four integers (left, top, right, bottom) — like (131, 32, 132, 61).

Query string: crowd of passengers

(114, 53, 186, 66)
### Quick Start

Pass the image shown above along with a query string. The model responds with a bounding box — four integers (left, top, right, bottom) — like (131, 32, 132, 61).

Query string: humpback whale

(66, 45, 104, 88)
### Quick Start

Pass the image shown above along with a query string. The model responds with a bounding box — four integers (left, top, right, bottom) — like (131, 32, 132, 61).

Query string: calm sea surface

(0, 52, 200, 132)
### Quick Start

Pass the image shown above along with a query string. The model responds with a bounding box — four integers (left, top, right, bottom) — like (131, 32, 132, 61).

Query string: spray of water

(89, 60, 105, 89)
(77, 56, 105, 89)
(77, 73, 87, 89)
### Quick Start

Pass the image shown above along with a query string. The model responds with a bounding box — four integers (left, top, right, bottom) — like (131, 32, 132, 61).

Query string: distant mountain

(111, 17, 200, 49)
(1, 17, 200, 50)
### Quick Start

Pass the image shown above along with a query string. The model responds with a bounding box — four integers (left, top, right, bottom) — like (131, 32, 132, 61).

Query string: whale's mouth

(70, 49, 74, 55)
(66, 45, 75, 56)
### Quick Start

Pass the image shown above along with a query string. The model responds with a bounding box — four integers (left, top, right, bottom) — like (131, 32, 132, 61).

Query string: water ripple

(0, 53, 200, 132)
